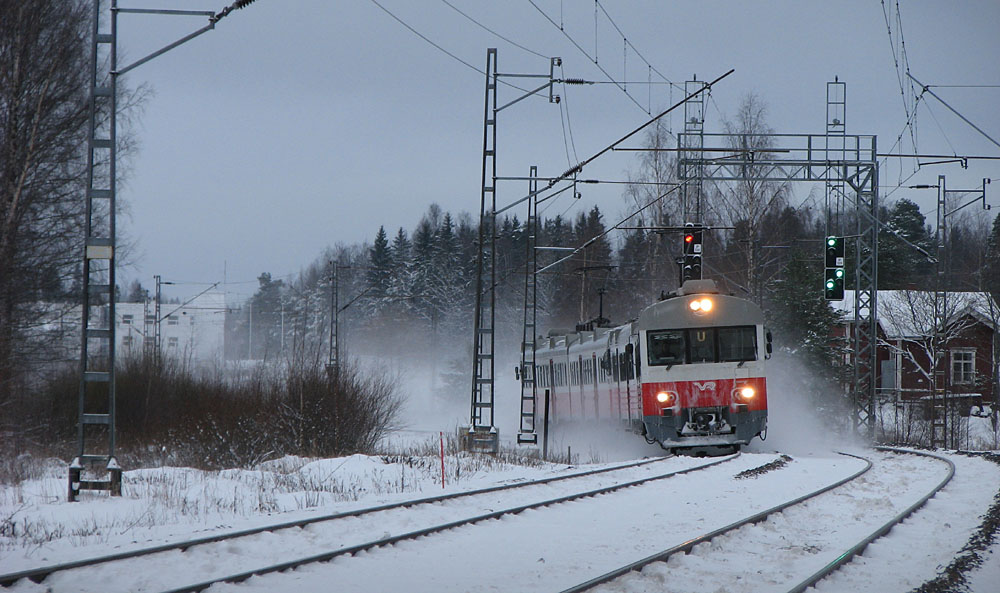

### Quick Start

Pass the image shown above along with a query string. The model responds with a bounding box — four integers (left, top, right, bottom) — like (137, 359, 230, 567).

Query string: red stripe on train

(641, 378, 767, 414)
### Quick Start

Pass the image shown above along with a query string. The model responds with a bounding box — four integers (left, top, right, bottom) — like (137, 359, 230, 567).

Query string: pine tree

(878, 198, 932, 288)
(767, 252, 847, 408)
(366, 226, 393, 318)
(984, 213, 1000, 301)
(410, 216, 437, 325)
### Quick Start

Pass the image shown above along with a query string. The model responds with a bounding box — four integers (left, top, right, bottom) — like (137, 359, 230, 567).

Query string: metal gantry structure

(678, 79, 880, 436)
(70, 0, 257, 501)
(469, 49, 560, 452)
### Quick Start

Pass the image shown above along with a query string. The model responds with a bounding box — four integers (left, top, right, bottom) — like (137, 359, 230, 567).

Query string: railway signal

(682, 224, 704, 282)
(824, 236, 845, 300)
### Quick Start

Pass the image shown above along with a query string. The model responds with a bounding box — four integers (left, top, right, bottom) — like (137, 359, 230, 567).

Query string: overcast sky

(111, 0, 1000, 302)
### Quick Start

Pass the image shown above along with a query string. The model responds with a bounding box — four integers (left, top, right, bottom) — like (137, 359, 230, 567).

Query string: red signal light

(684, 234, 694, 243)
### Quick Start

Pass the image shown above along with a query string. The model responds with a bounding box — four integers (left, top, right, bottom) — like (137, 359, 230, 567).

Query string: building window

(167, 315, 179, 326)
(952, 350, 975, 385)
(122, 336, 133, 347)
(168, 337, 179, 348)
(146, 315, 155, 325)
(122, 314, 133, 325)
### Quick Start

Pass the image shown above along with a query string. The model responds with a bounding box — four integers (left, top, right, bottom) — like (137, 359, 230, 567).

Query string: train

(526, 278, 770, 455)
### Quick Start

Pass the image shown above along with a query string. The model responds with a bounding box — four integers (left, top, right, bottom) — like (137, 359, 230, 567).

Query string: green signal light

(827, 237, 837, 247)
(835, 268, 844, 278)
(826, 280, 835, 289)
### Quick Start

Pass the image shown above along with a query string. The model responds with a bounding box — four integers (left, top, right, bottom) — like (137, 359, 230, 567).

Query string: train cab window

(688, 329, 715, 363)
(718, 326, 757, 362)
(647, 330, 685, 366)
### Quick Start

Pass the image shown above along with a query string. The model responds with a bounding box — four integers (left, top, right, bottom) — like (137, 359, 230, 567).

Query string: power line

(438, 0, 549, 60)
(559, 65, 580, 162)
(880, 0, 919, 162)
(366, 0, 533, 94)
(594, 0, 683, 93)
(538, 182, 685, 275)
(526, 0, 648, 115)
(929, 85, 1000, 89)
(495, 67, 733, 217)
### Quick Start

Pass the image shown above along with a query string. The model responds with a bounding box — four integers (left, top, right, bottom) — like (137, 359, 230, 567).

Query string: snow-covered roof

(836, 290, 998, 339)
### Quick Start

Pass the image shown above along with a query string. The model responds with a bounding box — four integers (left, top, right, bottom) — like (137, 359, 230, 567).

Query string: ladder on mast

(517, 167, 539, 444)
(468, 49, 499, 454)
(71, 0, 122, 500)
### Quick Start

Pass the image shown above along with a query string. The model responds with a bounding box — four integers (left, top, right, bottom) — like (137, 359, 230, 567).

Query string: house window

(167, 315, 179, 326)
(168, 337, 179, 348)
(952, 350, 975, 385)
(122, 314, 133, 325)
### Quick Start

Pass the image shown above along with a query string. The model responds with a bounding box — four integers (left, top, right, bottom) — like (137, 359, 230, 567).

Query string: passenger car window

(718, 326, 757, 362)
(647, 330, 685, 365)
(688, 329, 715, 363)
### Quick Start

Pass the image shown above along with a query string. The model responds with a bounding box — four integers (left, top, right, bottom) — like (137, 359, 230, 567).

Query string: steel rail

(783, 447, 956, 593)
(558, 452, 873, 593)
(0, 454, 675, 588)
(155, 453, 742, 593)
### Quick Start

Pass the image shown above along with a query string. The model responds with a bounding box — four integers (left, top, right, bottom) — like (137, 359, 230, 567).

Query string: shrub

(1, 353, 402, 474)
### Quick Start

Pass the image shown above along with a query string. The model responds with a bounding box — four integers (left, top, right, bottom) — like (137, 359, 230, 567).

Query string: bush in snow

(1, 352, 402, 475)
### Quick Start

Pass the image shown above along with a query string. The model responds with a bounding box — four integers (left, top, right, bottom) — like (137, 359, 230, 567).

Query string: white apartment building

(116, 291, 227, 365)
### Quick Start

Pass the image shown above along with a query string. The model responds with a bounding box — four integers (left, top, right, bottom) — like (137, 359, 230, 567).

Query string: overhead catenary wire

(559, 65, 580, 162)
(366, 0, 535, 95)
(594, 0, 683, 93)
(438, 0, 550, 60)
(908, 72, 1000, 151)
(527, 0, 649, 115)
(537, 182, 684, 275)
(495, 67, 733, 218)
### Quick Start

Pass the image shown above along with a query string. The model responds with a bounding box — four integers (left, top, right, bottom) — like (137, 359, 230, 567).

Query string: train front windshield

(647, 326, 757, 365)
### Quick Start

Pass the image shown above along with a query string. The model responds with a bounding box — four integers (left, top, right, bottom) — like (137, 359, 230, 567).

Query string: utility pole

(327, 261, 339, 379)
(932, 175, 990, 448)
(71, 0, 262, 501)
(152, 275, 174, 364)
(468, 49, 561, 454)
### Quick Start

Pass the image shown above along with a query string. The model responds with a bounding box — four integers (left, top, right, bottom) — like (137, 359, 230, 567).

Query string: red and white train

(528, 279, 770, 455)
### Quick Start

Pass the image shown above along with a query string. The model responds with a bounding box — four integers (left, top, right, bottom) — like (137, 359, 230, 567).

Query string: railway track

(0, 453, 738, 593)
(561, 447, 955, 593)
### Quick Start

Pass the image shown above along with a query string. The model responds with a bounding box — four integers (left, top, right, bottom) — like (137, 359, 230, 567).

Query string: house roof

(835, 290, 998, 339)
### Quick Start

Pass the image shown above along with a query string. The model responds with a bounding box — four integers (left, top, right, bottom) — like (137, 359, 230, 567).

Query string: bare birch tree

(706, 94, 791, 302)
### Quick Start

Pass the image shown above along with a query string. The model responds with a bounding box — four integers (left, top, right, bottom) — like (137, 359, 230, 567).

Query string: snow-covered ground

(2, 440, 998, 593)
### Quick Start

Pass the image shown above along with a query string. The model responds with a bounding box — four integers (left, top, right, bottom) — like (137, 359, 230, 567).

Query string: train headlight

(656, 391, 675, 404)
(689, 298, 713, 312)
(739, 386, 755, 399)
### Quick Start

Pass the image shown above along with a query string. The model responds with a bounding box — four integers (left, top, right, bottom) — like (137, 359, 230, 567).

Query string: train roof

(536, 321, 633, 352)
(638, 279, 764, 330)
(533, 280, 764, 353)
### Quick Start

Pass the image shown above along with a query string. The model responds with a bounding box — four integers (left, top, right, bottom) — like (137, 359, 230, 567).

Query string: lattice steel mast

(71, 0, 122, 501)
(469, 50, 559, 452)
(70, 0, 260, 501)
(516, 167, 539, 445)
